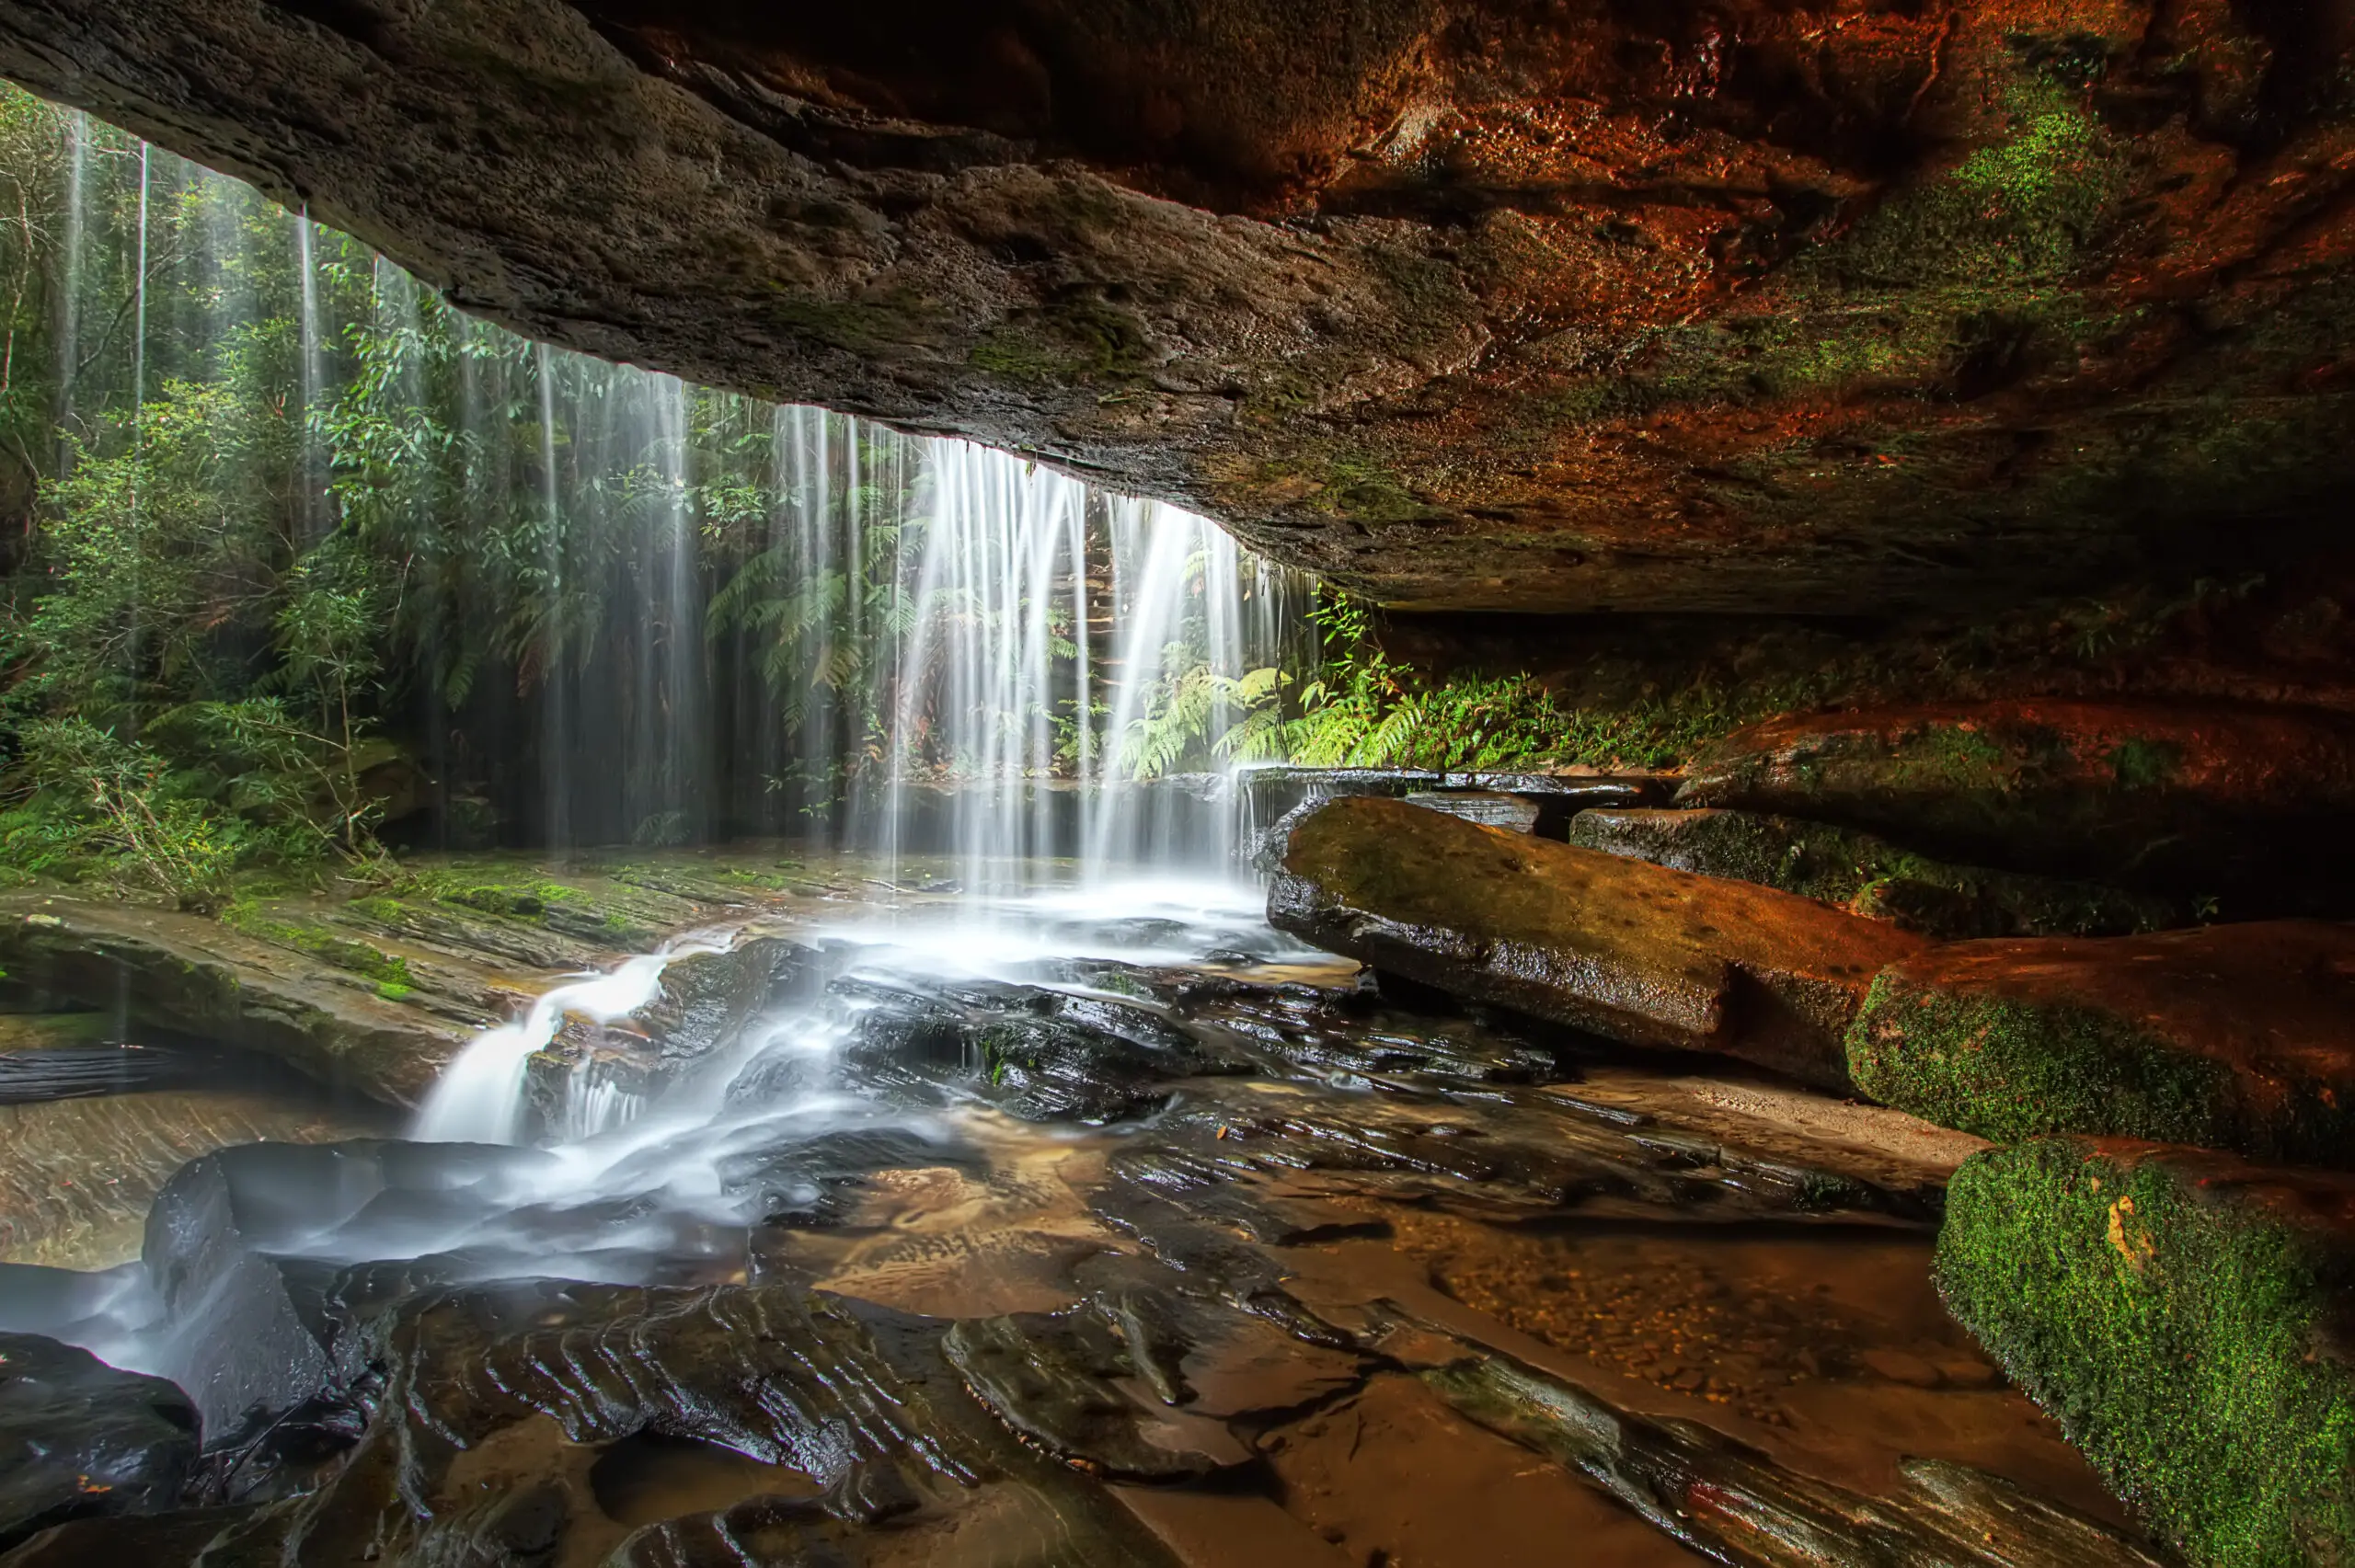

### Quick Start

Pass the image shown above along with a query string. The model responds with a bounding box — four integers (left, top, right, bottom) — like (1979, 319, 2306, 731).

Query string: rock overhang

(0, 0, 2349, 613)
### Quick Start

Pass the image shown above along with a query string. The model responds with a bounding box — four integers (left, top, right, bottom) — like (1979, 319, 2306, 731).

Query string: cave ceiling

(0, 0, 2349, 612)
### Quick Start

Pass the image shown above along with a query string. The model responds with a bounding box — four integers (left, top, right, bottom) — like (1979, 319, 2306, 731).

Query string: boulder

(0, 900, 476, 1107)
(1677, 703, 2355, 910)
(1269, 795, 1928, 1088)
(1569, 807, 2182, 940)
(0, 1333, 198, 1546)
(1849, 921, 2355, 1164)
(1937, 1138, 2355, 1568)
(140, 1141, 548, 1440)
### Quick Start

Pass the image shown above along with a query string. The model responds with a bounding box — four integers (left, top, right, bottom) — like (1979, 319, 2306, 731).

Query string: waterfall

(13, 102, 1312, 876)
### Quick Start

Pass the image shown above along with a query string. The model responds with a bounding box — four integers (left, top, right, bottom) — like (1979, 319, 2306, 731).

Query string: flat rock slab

(1850, 921, 2355, 1164)
(0, 899, 479, 1107)
(1269, 795, 1927, 1089)
(1938, 1137, 2355, 1568)
(1570, 807, 2180, 940)
(1676, 701, 2355, 909)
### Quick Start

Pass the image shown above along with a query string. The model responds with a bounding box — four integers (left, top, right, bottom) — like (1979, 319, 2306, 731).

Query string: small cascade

(411, 952, 673, 1144)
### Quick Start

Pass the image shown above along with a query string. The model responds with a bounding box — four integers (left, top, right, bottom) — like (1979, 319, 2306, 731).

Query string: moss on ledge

(1846, 923, 2355, 1166)
(1936, 1138, 2355, 1567)
(1849, 974, 2240, 1146)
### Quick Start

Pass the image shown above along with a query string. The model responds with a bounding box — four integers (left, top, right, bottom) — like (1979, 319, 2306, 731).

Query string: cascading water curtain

(0, 86, 1315, 881)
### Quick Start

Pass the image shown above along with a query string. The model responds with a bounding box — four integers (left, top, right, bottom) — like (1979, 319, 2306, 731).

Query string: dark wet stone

(722, 1127, 986, 1229)
(632, 938, 821, 1061)
(1425, 1339, 2163, 1568)
(537, 938, 822, 1126)
(17, 1276, 1183, 1567)
(140, 1140, 551, 1441)
(828, 975, 1245, 1125)
(943, 1310, 1246, 1480)
(0, 1332, 199, 1547)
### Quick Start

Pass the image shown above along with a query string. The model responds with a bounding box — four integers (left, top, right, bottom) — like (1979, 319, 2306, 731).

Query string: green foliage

(1124, 589, 1778, 779)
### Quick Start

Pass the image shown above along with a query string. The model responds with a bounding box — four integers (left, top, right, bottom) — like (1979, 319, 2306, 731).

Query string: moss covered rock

(1568, 807, 2180, 939)
(1937, 1138, 2355, 1567)
(1849, 921, 2355, 1163)
(1677, 702, 2355, 911)
(1269, 795, 1927, 1088)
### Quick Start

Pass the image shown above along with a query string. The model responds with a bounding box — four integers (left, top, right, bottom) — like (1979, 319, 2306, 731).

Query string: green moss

(1848, 975, 2240, 1147)
(2108, 737, 2185, 790)
(221, 901, 417, 990)
(968, 299, 1151, 386)
(1937, 1139, 2355, 1567)
(375, 980, 416, 1003)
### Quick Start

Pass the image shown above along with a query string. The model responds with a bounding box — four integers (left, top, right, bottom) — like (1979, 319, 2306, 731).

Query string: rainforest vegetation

(0, 86, 1779, 911)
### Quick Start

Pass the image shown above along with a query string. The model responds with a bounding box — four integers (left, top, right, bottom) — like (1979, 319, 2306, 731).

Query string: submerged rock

(828, 974, 1245, 1125)
(1426, 1339, 2162, 1568)
(0, 1332, 198, 1547)
(1849, 921, 2355, 1163)
(1938, 1138, 2355, 1568)
(0, 899, 475, 1106)
(1269, 795, 1926, 1089)
(1677, 702, 2355, 911)
(1570, 807, 2181, 940)
(942, 1309, 1249, 1480)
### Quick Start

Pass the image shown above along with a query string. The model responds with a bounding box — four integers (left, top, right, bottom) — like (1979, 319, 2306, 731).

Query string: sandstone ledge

(1268, 795, 1926, 1089)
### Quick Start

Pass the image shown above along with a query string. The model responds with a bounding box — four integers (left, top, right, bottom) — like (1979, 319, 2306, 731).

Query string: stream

(0, 850, 2167, 1567)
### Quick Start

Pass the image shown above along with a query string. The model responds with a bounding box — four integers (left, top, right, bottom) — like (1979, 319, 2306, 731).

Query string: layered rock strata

(1568, 806, 2179, 940)
(1678, 702, 2355, 910)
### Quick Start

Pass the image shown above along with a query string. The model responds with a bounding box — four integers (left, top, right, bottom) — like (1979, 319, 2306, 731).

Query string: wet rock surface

(1850, 921, 2355, 1164)
(1269, 795, 1926, 1088)
(0, 866, 2183, 1568)
(1939, 1137, 2355, 1568)
(1570, 807, 2182, 940)
(1677, 702, 2355, 912)
(0, 1332, 198, 1548)
(1426, 1342, 2162, 1568)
